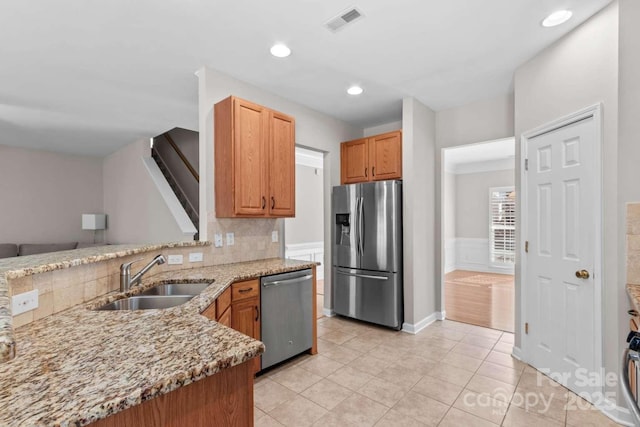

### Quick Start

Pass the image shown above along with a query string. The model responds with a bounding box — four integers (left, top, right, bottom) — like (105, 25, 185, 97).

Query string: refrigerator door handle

(336, 270, 389, 280)
(358, 196, 365, 256)
(355, 197, 361, 256)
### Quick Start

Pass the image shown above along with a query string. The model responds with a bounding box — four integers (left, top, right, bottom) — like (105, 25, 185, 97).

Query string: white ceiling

(0, 0, 611, 157)
(444, 137, 515, 174)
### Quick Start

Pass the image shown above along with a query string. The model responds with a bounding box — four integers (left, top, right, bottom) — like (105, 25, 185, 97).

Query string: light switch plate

(189, 252, 203, 262)
(12, 289, 38, 316)
(168, 254, 183, 265)
(214, 233, 223, 248)
(271, 230, 279, 243)
(226, 233, 235, 246)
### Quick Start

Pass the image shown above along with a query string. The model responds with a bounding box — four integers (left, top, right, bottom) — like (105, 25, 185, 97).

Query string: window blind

(490, 187, 515, 264)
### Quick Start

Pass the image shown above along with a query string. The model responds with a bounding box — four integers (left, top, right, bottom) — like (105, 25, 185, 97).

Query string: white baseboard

(402, 312, 442, 334)
(437, 311, 446, 321)
(599, 398, 633, 426)
(322, 308, 335, 317)
(511, 346, 523, 361)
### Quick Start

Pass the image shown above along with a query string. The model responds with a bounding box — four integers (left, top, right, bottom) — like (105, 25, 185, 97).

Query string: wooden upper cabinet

(369, 131, 402, 181)
(340, 130, 402, 184)
(341, 138, 369, 184)
(268, 111, 296, 217)
(214, 96, 296, 218)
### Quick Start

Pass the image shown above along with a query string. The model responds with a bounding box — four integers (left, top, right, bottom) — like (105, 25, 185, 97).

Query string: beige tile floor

(254, 317, 623, 427)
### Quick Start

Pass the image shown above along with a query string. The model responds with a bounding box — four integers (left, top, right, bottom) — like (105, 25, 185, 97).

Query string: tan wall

(0, 145, 103, 244)
(455, 169, 515, 239)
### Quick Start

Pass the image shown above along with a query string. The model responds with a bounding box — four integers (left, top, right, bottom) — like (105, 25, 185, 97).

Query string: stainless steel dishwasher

(261, 269, 313, 370)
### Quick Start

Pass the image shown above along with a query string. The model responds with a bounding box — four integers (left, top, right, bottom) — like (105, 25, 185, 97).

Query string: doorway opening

(284, 146, 325, 319)
(442, 138, 516, 332)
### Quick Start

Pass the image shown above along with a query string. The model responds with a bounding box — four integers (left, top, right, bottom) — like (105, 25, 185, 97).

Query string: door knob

(575, 269, 590, 279)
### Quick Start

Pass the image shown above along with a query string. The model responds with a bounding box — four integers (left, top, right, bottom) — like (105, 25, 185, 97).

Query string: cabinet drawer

(216, 287, 232, 315)
(232, 279, 260, 301)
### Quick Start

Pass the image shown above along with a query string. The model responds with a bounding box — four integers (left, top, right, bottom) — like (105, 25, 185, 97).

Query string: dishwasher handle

(263, 274, 313, 287)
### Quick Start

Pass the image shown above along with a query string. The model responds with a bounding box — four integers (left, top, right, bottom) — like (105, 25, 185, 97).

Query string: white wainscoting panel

(444, 238, 457, 273)
(285, 241, 324, 280)
(455, 238, 514, 274)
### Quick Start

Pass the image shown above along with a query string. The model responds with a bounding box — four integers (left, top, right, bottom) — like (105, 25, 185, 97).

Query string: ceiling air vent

(325, 7, 364, 32)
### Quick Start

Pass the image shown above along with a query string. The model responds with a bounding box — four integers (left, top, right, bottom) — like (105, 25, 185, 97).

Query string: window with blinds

(490, 187, 515, 265)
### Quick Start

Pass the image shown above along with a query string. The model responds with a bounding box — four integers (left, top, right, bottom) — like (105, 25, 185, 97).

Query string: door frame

(519, 103, 604, 388)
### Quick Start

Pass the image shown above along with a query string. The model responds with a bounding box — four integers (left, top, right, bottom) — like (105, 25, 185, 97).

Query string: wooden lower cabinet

(231, 279, 261, 374)
(90, 360, 255, 427)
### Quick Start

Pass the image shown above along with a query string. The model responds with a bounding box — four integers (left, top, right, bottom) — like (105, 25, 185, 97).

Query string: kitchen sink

(94, 295, 195, 311)
(140, 282, 212, 296)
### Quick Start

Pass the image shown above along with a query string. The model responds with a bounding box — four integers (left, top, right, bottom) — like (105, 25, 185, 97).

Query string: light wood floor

(445, 270, 514, 333)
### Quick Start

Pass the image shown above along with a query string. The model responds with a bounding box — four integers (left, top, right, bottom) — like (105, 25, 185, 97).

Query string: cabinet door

(231, 298, 260, 340)
(341, 138, 369, 184)
(268, 111, 296, 217)
(233, 98, 268, 215)
(369, 131, 402, 181)
(232, 297, 261, 373)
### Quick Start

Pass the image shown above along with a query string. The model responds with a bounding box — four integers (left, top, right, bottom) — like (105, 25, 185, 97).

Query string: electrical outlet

(189, 252, 203, 262)
(168, 254, 183, 265)
(226, 232, 235, 246)
(12, 289, 38, 316)
(214, 233, 223, 248)
(272, 230, 279, 243)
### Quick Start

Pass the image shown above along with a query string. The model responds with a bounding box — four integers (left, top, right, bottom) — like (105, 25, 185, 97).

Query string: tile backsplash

(207, 215, 281, 265)
(8, 246, 213, 328)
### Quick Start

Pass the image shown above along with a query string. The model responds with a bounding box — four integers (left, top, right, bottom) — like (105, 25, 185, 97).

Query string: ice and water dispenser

(335, 213, 350, 246)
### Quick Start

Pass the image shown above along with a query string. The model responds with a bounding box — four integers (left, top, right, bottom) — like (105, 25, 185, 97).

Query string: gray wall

(513, 0, 619, 402)
(435, 94, 515, 318)
(102, 139, 189, 244)
(363, 120, 403, 137)
(455, 169, 515, 239)
(284, 164, 324, 245)
(403, 97, 436, 328)
(0, 144, 103, 244)
(618, 0, 640, 406)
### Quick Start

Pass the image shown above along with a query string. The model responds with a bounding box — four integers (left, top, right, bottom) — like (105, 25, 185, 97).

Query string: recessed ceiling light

(347, 85, 363, 95)
(270, 44, 291, 58)
(542, 10, 573, 27)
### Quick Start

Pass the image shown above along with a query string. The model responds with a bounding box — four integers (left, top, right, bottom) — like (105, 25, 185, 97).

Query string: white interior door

(523, 108, 602, 399)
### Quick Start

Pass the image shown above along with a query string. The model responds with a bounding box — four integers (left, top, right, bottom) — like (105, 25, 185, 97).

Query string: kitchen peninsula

(0, 243, 317, 426)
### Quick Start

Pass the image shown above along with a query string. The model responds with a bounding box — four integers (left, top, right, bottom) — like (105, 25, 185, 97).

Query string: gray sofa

(0, 242, 80, 259)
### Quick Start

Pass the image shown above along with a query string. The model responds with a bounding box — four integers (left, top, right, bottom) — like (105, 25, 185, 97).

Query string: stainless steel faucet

(120, 255, 166, 292)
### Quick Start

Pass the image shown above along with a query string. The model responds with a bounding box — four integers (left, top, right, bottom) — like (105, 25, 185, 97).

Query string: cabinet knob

(255, 306, 260, 321)
(262, 196, 266, 209)
(365, 167, 368, 177)
(271, 196, 275, 209)
(372, 166, 375, 176)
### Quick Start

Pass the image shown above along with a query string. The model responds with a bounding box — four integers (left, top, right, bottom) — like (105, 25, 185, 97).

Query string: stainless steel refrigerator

(332, 180, 403, 330)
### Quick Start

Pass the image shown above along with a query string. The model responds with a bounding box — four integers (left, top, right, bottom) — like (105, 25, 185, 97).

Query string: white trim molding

(322, 308, 335, 317)
(454, 238, 515, 275)
(142, 157, 197, 237)
(402, 312, 442, 334)
(295, 147, 323, 169)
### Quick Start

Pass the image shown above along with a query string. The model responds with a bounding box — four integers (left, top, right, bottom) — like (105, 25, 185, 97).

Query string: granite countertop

(0, 242, 209, 364)
(0, 257, 316, 427)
